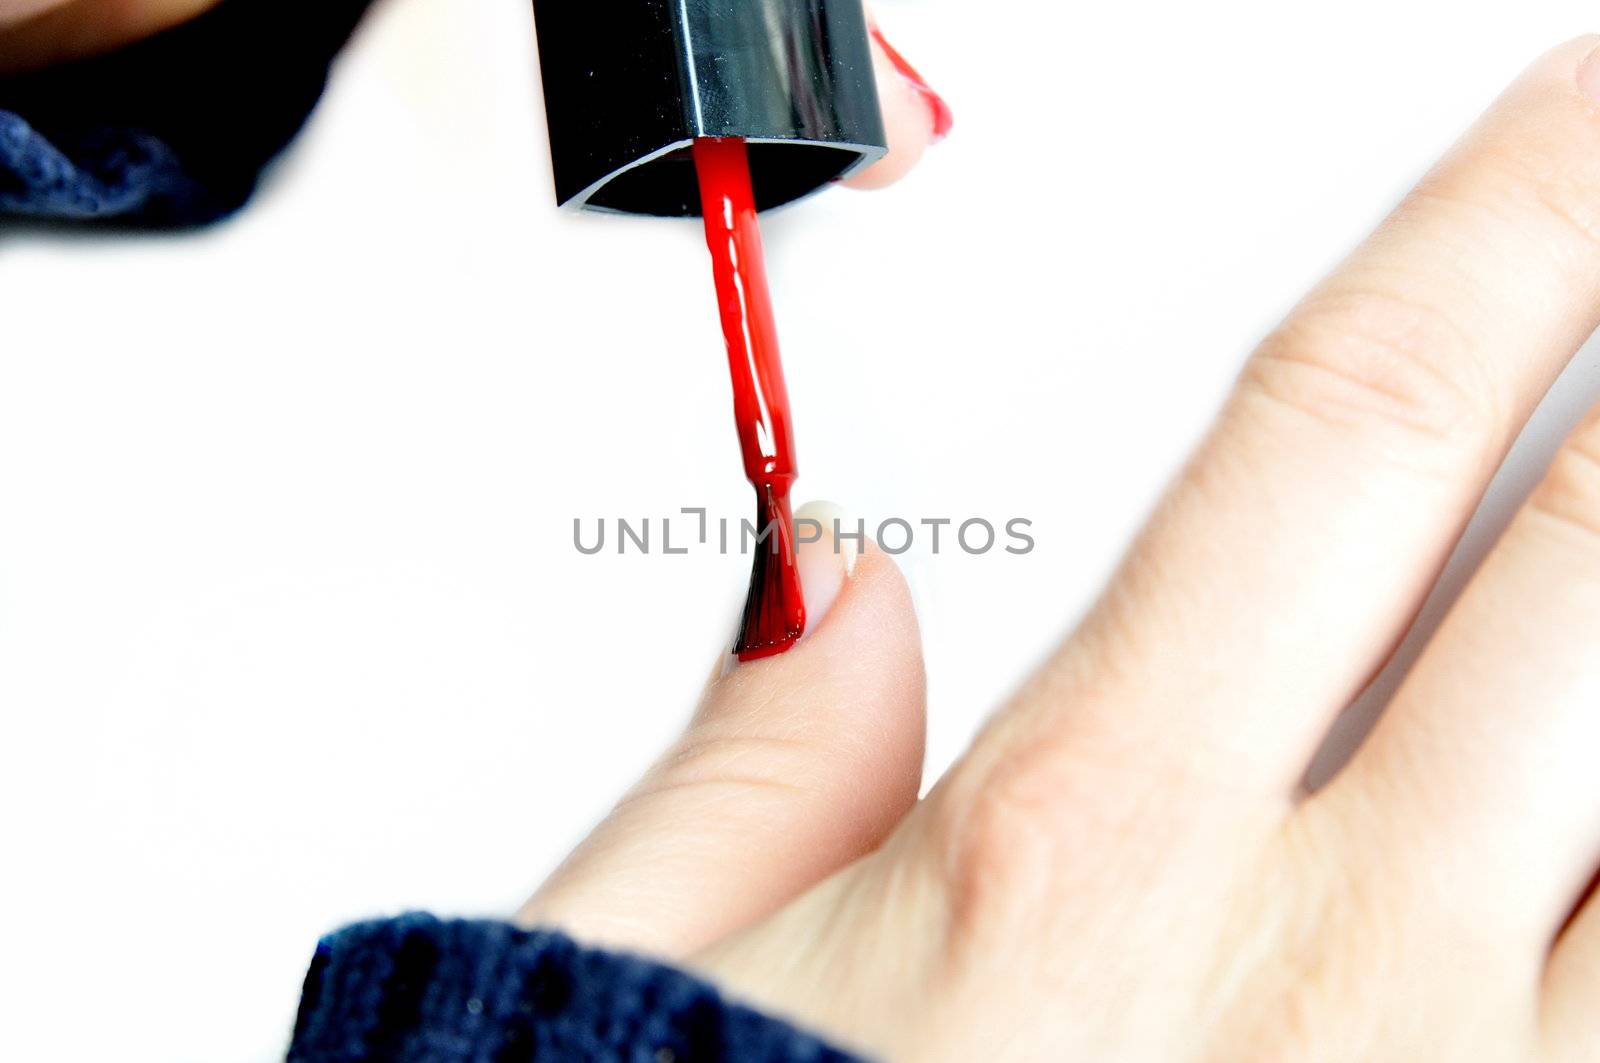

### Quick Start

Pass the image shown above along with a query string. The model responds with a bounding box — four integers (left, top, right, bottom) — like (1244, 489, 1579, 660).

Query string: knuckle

(1459, 125, 1600, 265)
(1420, 46, 1600, 270)
(1244, 286, 1502, 458)
(930, 753, 1075, 939)
(1521, 164, 1600, 260)
(927, 725, 1199, 948)
(1529, 414, 1600, 544)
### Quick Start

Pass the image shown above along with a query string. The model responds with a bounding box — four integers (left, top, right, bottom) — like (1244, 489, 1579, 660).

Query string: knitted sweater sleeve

(0, 0, 373, 224)
(287, 914, 864, 1063)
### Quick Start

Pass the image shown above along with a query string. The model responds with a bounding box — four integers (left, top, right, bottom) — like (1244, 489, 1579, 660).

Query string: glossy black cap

(531, 0, 887, 217)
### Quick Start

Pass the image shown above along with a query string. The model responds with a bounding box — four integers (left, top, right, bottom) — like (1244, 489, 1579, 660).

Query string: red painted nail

(869, 25, 954, 142)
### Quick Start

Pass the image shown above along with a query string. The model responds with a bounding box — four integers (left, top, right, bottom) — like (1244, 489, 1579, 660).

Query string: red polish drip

(869, 25, 955, 141)
(693, 137, 807, 661)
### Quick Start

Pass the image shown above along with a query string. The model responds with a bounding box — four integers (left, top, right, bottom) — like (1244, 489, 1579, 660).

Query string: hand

(0, 0, 947, 192)
(520, 36, 1600, 1061)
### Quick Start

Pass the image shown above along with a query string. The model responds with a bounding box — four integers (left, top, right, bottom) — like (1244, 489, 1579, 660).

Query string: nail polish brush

(530, 0, 887, 659)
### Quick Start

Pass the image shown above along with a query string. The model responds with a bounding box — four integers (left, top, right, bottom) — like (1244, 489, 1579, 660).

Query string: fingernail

(793, 500, 858, 629)
(869, 24, 954, 142)
(1579, 41, 1600, 102)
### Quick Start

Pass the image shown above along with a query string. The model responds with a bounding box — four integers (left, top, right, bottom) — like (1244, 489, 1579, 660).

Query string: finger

(0, 0, 214, 72)
(517, 503, 926, 957)
(1544, 875, 1600, 1060)
(1318, 405, 1600, 948)
(995, 37, 1600, 797)
(0, 0, 68, 28)
(844, 12, 952, 191)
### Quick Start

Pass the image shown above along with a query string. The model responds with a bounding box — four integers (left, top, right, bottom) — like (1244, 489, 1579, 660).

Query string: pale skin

(16, 5, 1600, 1059)
(526, 35, 1600, 1061)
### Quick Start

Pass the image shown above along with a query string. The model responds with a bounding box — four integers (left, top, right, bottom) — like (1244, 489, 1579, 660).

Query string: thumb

(519, 501, 927, 957)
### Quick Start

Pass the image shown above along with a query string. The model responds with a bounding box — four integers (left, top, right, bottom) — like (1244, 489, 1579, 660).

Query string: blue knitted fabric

(289, 915, 862, 1063)
(0, 0, 373, 224)
(0, 114, 197, 219)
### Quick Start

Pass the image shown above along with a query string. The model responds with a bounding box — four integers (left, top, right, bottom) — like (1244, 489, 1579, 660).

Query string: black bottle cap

(532, 0, 887, 217)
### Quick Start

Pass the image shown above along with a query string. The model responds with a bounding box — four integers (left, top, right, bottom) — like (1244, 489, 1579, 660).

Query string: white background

(4, 0, 1600, 1058)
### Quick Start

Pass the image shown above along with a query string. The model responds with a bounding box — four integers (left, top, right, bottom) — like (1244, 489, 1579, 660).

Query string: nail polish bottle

(530, 0, 887, 216)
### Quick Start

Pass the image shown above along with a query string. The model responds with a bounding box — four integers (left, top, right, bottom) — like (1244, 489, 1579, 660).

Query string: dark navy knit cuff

(288, 915, 863, 1063)
(0, 0, 373, 225)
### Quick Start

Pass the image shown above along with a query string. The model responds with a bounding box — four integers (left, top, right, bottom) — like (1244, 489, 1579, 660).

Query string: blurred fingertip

(843, 18, 950, 190)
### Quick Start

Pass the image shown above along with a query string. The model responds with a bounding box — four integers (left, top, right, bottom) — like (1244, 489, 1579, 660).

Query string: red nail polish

(870, 25, 954, 142)
(694, 137, 807, 662)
